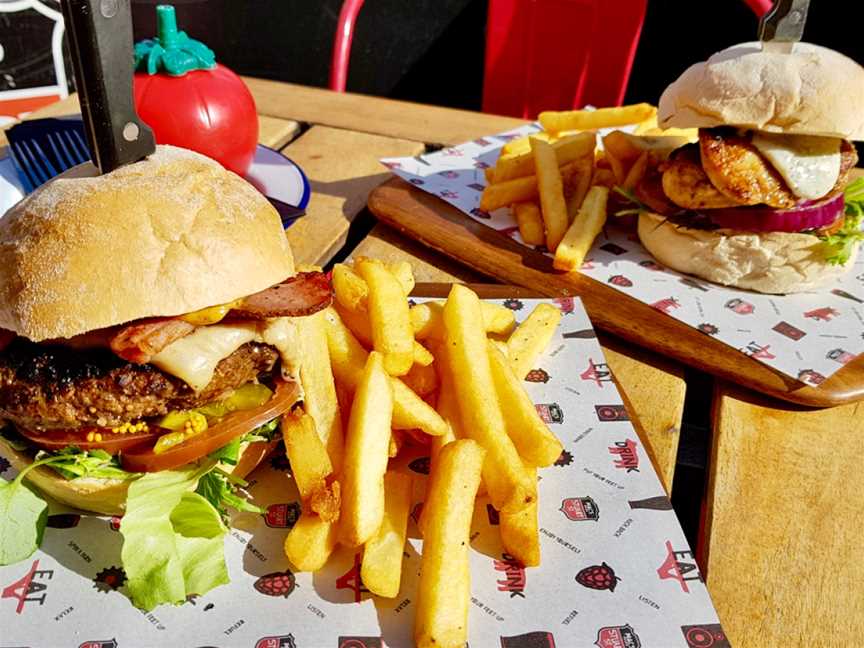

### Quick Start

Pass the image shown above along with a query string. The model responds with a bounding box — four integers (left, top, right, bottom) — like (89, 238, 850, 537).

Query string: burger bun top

(0, 145, 295, 341)
(658, 42, 864, 140)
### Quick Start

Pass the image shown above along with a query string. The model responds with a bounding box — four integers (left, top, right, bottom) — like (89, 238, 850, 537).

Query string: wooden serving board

(369, 176, 864, 408)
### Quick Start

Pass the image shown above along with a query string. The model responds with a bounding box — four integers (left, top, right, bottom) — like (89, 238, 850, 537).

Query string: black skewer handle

(61, 0, 155, 173)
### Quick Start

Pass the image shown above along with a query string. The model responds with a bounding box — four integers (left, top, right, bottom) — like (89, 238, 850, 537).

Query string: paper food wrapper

(382, 124, 864, 387)
(0, 298, 726, 648)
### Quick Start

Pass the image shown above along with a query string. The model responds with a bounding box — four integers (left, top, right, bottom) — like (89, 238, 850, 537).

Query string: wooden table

(8, 84, 862, 648)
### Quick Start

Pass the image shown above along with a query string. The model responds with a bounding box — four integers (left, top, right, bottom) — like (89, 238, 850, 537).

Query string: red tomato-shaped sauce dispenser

(133, 5, 258, 176)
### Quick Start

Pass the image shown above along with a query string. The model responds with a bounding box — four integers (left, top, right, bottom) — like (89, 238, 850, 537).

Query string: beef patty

(0, 340, 279, 430)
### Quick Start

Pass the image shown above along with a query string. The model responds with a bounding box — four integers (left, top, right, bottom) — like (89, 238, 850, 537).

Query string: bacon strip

(109, 318, 196, 364)
(231, 271, 333, 319)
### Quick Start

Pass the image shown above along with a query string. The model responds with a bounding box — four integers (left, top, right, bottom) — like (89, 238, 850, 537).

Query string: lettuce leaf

(37, 447, 137, 481)
(822, 178, 864, 265)
(120, 463, 228, 610)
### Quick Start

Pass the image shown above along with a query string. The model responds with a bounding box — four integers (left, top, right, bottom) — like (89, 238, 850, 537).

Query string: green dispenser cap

(133, 5, 216, 76)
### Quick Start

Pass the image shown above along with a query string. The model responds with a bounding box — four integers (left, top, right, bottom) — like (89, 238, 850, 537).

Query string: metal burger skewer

(759, 0, 809, 54)
(61, 0, 156, 173)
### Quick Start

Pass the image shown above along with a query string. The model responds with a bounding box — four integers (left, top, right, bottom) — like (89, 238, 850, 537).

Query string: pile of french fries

(282, 257, 565, 648)
(481, 103, 697, 272)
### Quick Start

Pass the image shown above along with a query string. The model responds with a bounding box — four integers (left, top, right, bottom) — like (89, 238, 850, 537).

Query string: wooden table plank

(244, 77, 527, 146)
(281, 127, 423, 266)
(2, 95, 300, 149)
(350, 223, 484, 283)
(352, 226, 685, 491)
(705, 385, 864, 647)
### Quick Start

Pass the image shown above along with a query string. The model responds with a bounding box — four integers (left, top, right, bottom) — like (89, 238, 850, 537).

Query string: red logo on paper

(681, 624, 730, 647)
(575, 563, 619, 592)
(554, 297, 576, 314)
(2, 559, 53, 614)
(725, 298, 754, 315)
(827, 348, 855, 364)
(741, 341, 775, 360)
(79, 640, 118, 648)
(253, 570, 297, 598)
(608, 440, 640, 472)
(264, 502, 302, 529)
(338, 638, 383, 648)
(255, 635, 296, 648)
(581, 359, 612, 387)
(493, 554, 526, 598)
(772, 321, 806, 340)
(657, 541, 702, 593)
(804, 307, 839, 321)
(535, 403, 564, 424)
(595, 625, 642, 648)
(560, 496, 599, 521)
(651, 297, 680, 314)
(336, 553, 368, 602)
(500, 631, 557, 647)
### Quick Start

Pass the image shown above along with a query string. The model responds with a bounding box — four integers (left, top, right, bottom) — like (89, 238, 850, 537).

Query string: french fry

(388, 432, 403, 458)
(622, 150, 649, 191)
(480, 174, 538, 212)
(499, 130, 556, 157)
(332, 263, 369, 313)
(531, 137, 569, 251)
(361, 471, 413, 598)
(443, 285, 535, 513)
(402, 360, 439, 397)
(500, 470, 540, 567)
(323, 309, 448, 437)
(487, 341, 563, 467)
(513, 202, 546, 246)
(492, 132, 595, 183)
(336, 301, 434, 367)
(413, 341, 434, 367)
(340, 352, 394, 547)
(633, 112, 659, 134)
(356, 258, 415, 376)
(333, 262, 414, 313)
(309, 481, 341, 523)
(553, 185, 609, 272)
(564, 155, 594, 224)
(284, 513, 338, 572)
(480, 159, 588, 212)
(411, 301, 516, 340)
(507, 303, 563, 379)
(282, 413, 333, 501)
(414, 439, 485, 648)
(297, 311, 345, 471)
(592, 167, 617, 189)
(387, 261, 416, 296)
(539, 103, 656, 133)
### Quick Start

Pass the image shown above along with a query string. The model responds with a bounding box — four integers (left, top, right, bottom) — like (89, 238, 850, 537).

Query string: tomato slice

(19, 426, 158, 454)
(120, 380, 300, 473)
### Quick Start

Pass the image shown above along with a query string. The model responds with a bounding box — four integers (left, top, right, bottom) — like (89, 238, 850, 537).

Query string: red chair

(329, 0, 365, 92)
(483, 0, 648, 118)
(330, 0, 774, 117)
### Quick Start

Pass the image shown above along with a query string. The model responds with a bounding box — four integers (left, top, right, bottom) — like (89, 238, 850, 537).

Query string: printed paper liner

(0, 298, 725, 647)
(382, 125, 864, 387)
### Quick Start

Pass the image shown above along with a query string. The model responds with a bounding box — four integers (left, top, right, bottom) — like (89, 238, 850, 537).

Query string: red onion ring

(701, 193, 845, 233)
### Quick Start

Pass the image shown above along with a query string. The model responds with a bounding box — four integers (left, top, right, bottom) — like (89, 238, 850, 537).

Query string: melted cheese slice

(151, 319, 301, 392)
(751, 132, 842, 200)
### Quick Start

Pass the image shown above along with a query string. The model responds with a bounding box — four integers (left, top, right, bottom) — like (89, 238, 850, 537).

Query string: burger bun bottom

(0, 436, 279, 516)
(637, 211, 858, 294)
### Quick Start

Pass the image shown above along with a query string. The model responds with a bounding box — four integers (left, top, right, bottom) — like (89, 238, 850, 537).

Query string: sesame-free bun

(0, 145, 295, 342)
(637, 211, 858, 294)
(0, 435, 278, 515)
(659, 42, 864, 140)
